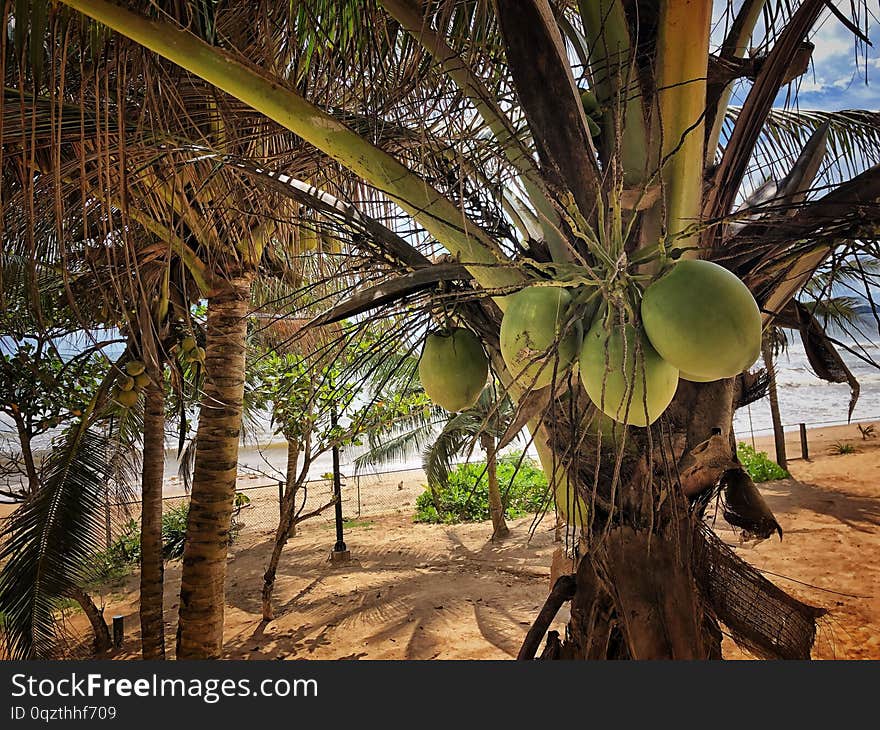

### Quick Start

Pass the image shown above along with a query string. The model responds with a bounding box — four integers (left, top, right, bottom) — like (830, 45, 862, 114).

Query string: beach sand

(45, 421, 880, 659)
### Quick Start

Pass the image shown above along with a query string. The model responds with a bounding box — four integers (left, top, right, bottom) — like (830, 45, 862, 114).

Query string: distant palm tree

(358, 378, 518, 540)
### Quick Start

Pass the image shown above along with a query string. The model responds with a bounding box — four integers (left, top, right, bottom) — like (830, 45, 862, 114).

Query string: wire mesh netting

(99, 466, 430, 547)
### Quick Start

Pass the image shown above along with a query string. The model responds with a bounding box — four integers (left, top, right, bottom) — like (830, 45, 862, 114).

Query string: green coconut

(419, 329, 488, 412)
(680, 371, 718, 383)
(134, 372, 152, 390)
(555, 477, 588, 531)
(180, 336, 197, 353)
(117, 375, 135, 392)
(500, 287, 581, 390)
(580, 319, 679, 427)
(125, 360, 146, 376)
(114, 388, 139, 408)
(641, 259, 761, 381)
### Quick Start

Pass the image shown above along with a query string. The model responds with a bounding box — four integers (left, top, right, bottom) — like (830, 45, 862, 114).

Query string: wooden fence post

(799, 423, 810, 461)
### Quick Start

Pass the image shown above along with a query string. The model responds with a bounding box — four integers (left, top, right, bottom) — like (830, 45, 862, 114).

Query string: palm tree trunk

(139, 377, 166, 659)
(176, 275, 252, 659)
(762, 340, 788, 470)
(481, 433, 509, 540)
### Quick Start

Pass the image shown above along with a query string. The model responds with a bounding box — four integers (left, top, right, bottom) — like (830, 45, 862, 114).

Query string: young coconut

(419, 328, 488, 412)
(500, 287, 581, 390)
(117, 375, 136, 392)
(580, 317, 679, 427)
(125, 360, 146, 376)
(134, 372, 152, 390)
(641, 259, 761, 381)
(114, 388, 139, 408)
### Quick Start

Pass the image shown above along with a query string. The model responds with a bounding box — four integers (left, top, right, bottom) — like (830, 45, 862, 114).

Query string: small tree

(250, 343, 430, 620)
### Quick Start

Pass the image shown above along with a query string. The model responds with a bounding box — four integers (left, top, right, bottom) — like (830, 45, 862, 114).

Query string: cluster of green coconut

(111, 360, 152, 408)
(177, 335, 206, 365)
(419, 260, 762, 426)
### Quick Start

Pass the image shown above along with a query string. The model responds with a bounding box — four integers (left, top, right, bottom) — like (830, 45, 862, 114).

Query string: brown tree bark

(285, 438, 299, 538)
(139, 377, 166, 659)
(480, 432, 509, 539)
(12, 412, 40, 496)
(534, 378, 809, 660)
(762, 339, 788, 470)
(66, 585, 111, 655)
(262, 439, 302, 621)
(176, 275, 252, 659)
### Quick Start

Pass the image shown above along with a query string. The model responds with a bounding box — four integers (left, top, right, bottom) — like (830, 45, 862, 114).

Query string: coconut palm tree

(20, 0, 880, 659)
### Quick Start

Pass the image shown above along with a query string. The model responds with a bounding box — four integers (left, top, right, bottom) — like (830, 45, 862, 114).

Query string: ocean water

(5, 333, 880, 492)
(733, 337, 880, 440)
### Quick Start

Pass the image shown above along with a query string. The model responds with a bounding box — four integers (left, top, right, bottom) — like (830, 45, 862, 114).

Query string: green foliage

(160, 503, 191, 561)
(736, 443, 789, 482)
(829, 441, 857, 455)
(89, 499, 247, 585)
(415, 453, 548, 524)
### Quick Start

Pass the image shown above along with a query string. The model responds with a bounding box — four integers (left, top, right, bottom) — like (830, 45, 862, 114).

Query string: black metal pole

(331, 406, 346, 553)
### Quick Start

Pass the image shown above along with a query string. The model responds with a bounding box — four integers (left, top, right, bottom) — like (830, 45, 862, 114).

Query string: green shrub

(160, 503, 190, 560)
(736, 442, 789, 482)
(88, 502, 195, 584)
(415, 453, 548, 524)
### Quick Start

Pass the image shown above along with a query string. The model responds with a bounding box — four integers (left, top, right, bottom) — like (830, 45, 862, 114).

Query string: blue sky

(794, 9, 879, 111)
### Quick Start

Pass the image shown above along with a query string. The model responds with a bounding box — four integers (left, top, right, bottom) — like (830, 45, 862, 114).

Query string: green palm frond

(353, 408, 445, 472)
(0, 427, 127, 658)
(727, 107, 880, 200)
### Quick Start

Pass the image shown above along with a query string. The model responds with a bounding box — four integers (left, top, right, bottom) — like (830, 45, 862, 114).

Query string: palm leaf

(0, 427, 123, 658)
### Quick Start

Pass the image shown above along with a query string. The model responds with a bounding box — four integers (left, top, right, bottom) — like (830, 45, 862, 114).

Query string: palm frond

(0, 427, 124, 658)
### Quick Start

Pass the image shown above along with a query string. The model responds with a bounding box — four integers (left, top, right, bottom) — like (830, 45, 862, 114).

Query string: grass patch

(829, 441, 858, 455)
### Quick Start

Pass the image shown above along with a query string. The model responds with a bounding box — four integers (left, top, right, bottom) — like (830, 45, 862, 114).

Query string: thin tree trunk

(262, 438, 303, 621)
(139, 377, 166, 659)
(176, 275, 252, 659)
(66, 586, 111, 655)
(763, 340, 788, 470)
(481, 433, 509, 540)
(285, 438, 299, 538)
(12, 413, 40, 496)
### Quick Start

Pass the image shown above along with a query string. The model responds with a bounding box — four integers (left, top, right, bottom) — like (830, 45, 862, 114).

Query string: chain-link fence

(99, 466, 429, 547)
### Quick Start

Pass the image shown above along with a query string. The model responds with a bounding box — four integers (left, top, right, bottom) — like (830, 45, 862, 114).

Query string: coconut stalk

(705, 0, 766, 165)
(655, 0, 712, 252)
(577, 0, 648, 184)
(379, 0, 570, 262)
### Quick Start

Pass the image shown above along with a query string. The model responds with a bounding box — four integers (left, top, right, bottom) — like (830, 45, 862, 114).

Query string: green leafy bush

(415, 453, 548, 524)
(736, 442, 789, 482)
(89, 502, 197, 583)
(160, 503, 190, 560)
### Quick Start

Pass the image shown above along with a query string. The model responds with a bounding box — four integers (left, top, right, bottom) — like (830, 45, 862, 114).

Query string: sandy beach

(45, 419, 877, 660)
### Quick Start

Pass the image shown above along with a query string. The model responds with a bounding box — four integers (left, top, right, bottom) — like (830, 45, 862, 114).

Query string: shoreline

(2, 419, 878, 520)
